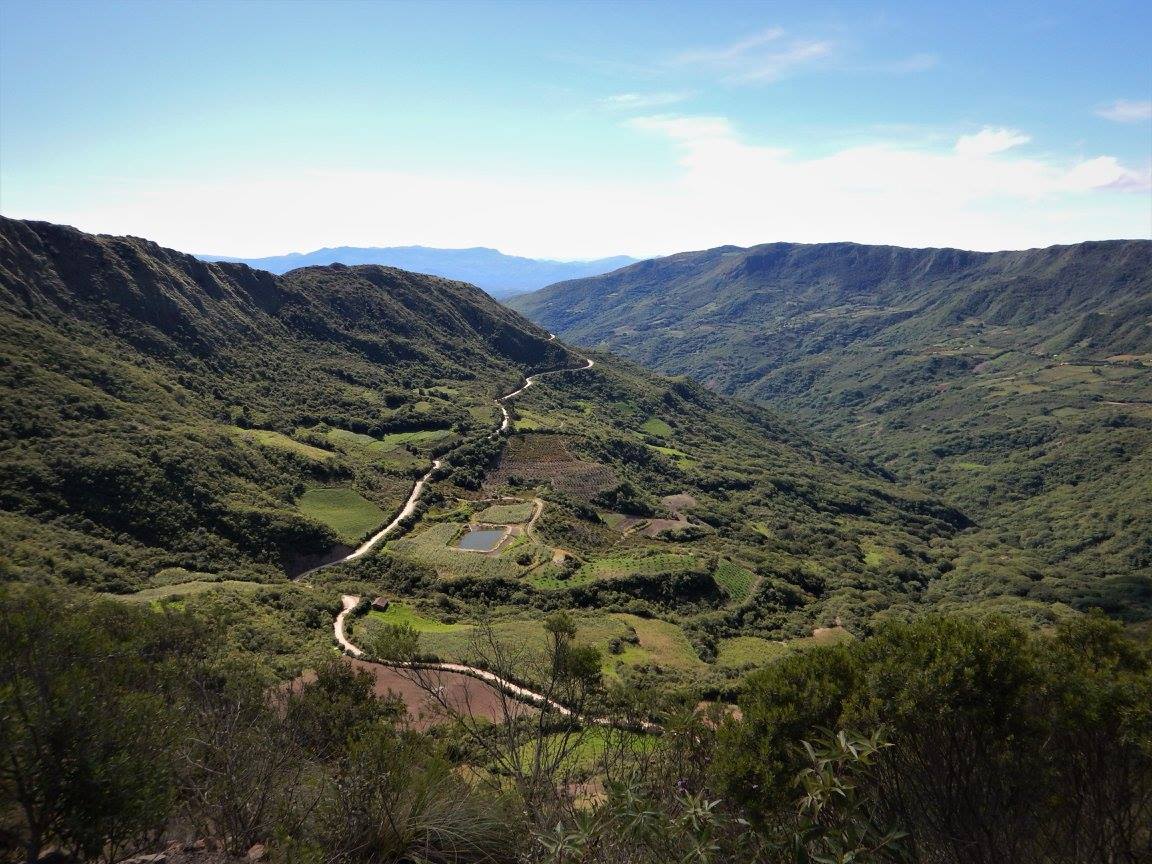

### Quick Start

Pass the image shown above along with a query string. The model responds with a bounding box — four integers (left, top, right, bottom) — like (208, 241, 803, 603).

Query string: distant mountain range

(198, 245, 637, 298)
(510, 239, 1152, 607)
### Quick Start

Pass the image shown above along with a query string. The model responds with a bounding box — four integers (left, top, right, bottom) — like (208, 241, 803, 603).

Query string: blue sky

(1, 0, 1149, 258)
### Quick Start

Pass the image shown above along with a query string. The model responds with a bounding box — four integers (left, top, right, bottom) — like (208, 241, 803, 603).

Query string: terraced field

(231, 427, 335, 461)
(713, 560, 758, 603)
(475, 501, 535, 524)
(297, 486, 388, 542)
(486, 433, 616, 498)
(386, 523, 528, 579)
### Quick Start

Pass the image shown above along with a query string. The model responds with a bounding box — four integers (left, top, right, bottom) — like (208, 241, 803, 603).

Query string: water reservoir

(457, 527, 505, 552)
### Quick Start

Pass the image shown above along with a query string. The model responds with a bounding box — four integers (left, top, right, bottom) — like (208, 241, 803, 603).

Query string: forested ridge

(1, 219, 1150, 863)
(511, 239, 1152, 618)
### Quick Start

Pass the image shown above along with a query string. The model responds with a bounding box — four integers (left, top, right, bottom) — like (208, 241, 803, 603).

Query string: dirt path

(304, 341, 655, 731)
(495, 355, 595, 435)
(297, 339, 592, 580)
(525, 496, 546, 532)
(335, 594, 659, 733)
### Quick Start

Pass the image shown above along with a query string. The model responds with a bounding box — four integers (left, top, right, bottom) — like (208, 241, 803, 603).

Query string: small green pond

(457, 527, 506, 551)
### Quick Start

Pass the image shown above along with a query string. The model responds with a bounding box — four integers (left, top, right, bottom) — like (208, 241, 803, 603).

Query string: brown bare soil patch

(661, 493, 698, 512)
(289, 658, 534, 730)
(487, 434, 615, 498)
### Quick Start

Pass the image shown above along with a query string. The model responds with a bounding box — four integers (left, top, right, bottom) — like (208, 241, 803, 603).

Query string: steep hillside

(201, 245, 637, 297)
(0, 217, 1024, 692)
(0, 217, 567, 590)
(510, 240, 1152, 615)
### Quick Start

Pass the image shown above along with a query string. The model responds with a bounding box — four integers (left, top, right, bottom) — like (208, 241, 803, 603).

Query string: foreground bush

(3, 586, 1148, 864)
(715, 612, 1152, 863)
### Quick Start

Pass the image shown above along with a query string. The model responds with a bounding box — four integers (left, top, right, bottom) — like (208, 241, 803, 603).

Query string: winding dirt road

(495, 354, 595, 434)
(302, 339, 653, 731)
(297, 337, 591, 578)
(335, 594, 659, 733)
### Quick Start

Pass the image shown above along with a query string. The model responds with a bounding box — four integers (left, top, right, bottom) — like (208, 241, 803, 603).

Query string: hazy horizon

(1, 0, 1149, 259)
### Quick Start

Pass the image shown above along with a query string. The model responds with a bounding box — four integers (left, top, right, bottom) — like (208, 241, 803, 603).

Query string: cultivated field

(712, 560, 758, 603)
(297, 486, 388, 542)
(353, 604, 706, 683)
(475, 500, 535, 524)
(386, 523, 528, 579)
(486, 433, 616, 498)
(231, 427, 334, 461)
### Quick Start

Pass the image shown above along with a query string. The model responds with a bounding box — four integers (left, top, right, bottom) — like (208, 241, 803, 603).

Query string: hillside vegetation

(0, 216, 566, 590)
(2, 221, 1150, 864)
(510, 240, 1152, 618)
(0, 216, 1041, 696)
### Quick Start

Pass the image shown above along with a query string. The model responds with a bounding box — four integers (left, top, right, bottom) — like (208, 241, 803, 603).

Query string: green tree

(369, 621, 421, 662)
(0, 587, 186, 864)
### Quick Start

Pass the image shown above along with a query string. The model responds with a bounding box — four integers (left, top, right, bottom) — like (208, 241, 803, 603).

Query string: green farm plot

(366, 604, 465, 632)
(608, 614, 706, 676)
(325, 428, 379, 448)
(475, 501, 535, 524)
(387, 523, 528, 580)
(349, 603, 471, 646)
(514, 728, 655, 776)
(713, 560, 757, 602)
(298, 486, 388, 542)
(640, 417, 673, 437)
(715, 636, 788, 668)
(572, 553, 702, 584)
(359, 609, 566, 664)
(390, 522, 462, 549)
(513, 409, 552, 431)
(112, 580, 267, 604)
(599, 512, 630, 530)
(231, 427, 334, 461)
(364, 608, 703, 683)
(647, 444, 698, 468)
(325, 427, 452, 453)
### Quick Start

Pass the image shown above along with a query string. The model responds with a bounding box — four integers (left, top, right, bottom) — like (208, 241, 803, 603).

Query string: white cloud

(5, 117, 1147, 261)
(1096, 99, 1152, 123)
(673, 28, 786, 65)
(955, 127, 1031, 157)
(732, 40, 834, 83)
(673, 27, 833, 84)
(601, 91, 695, 110)
(626, 114, 736, 141)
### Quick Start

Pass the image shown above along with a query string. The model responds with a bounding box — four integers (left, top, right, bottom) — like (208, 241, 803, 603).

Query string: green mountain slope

(510, 240, 1152, 616)
(0, 217, 567, 589)
(0, 217, 1032, 690)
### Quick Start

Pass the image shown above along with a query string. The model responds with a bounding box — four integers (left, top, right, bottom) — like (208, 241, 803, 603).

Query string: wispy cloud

(601, 91, 695, 111)
(1096, 99, 1152, 123)
(672, 27, 833, 84)
(626, 114, 735, 140)
(673, 27, 786, 65)
(616, 113, 1149, 252)
(955, 127, 1031, 157)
